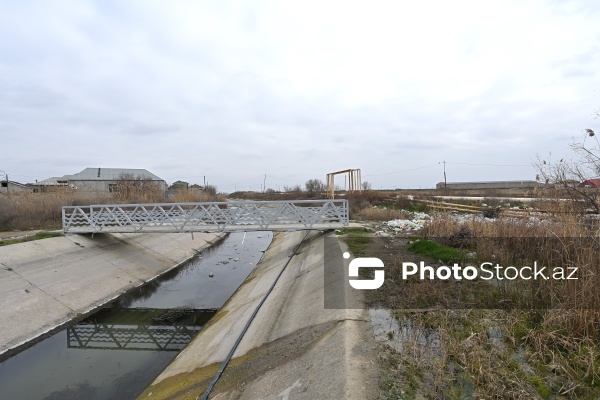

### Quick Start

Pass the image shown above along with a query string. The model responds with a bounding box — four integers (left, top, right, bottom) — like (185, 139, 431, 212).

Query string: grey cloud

(124, 123, 181, 136)
(1, 1, 599, 190)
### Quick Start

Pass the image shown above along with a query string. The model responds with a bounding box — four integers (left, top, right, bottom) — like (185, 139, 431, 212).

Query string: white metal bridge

(62, 200, 349, 234)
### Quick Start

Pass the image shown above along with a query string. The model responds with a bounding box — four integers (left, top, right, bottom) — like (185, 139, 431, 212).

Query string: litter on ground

(371, 205, 559, 236)
(375, 210, 430, 234)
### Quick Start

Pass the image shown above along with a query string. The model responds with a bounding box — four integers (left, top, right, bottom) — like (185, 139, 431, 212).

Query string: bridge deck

(62, 200, 349, 234)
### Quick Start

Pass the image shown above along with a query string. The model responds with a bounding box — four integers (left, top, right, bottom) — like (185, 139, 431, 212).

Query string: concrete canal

(0, 231, 273, 399)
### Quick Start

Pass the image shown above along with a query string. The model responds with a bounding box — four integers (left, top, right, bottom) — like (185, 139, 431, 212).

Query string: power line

(266, 174, 305, 183)
(363, 163, 440, 177)
(445, 162, 532, 167)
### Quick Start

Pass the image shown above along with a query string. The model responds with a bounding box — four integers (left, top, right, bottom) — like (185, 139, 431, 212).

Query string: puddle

(0, 231, 272, 399)
(368, 308, 441, 359)
(369, 308, 477, 397)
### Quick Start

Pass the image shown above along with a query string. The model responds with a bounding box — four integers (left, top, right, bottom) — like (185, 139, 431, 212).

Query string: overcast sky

(2, 0, 599, 191)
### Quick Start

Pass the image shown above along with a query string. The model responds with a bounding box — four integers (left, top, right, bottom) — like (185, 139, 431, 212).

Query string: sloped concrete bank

(140, 231, 377, 400)
(0, 231, 225, 360)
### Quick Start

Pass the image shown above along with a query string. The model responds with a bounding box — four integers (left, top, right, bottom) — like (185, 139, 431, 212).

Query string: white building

(0, 180, 33, 193)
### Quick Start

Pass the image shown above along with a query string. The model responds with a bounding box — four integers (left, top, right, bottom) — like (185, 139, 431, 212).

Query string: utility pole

(263, 174, 266, 193)
(443, 161, 447, 195)
(0, 170, 7, 193)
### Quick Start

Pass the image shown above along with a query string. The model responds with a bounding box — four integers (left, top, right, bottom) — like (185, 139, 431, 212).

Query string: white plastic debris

(381, 210, 431, 233)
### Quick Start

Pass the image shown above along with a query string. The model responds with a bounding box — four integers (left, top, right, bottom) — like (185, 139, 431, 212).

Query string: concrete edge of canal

(140, 230, 378, 400)
(0, 231, 226, 361)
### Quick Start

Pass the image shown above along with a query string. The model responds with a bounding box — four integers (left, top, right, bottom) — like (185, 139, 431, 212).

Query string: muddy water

(0, 231, 272, 400)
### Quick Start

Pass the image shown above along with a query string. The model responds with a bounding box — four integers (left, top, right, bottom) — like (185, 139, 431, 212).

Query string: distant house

(33, 176, 71, 192)
(169, 180, 189, 191)
(436, 180, 543, 190)
(35, 168, 167, 192)
(579, 179, 600, 188)
(0, 180, 33, 193)
(556, 179, 580, 188)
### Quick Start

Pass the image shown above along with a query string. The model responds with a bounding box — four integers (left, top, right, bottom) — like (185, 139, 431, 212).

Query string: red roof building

(579, 179, 600, 188)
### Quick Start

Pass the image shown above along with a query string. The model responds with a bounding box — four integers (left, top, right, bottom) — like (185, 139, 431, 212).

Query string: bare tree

(284, 184, 302, 193)
(535, 126, 600, 213)
(361, 181, 372, 191)
(204, 184, 218, 196)
(305, 178, 325, 197)
(114, 173, 136, 200)
(115, 173, 162, 202)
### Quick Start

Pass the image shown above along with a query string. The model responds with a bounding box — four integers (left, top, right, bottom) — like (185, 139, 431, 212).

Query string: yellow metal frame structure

(326, 168, 362, 199)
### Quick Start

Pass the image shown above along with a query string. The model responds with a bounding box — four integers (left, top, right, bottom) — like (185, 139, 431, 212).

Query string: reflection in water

(0, 231, 273, 400)
(68, 325, 200, 352)
(67, 308, 216, 352)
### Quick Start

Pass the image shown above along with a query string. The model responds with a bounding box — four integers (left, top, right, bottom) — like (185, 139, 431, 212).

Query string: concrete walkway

(0, 231, 225, 359)
(139, 231, 377, 400)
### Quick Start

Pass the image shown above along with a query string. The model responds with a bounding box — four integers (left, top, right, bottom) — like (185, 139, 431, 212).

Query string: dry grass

(355, 207, 411, 221)
(379, 309, 546, 399)
(170, 189, 225, 203)
(390, 201, 600, 398)
(421, 206, 600, 315)
(382, 307, 600, 399)
(0, 192, 109, 231)
(0, 190, 222, 231)
(344, 191, 392, 218)
(227, 190, 315, 201)
(365, 196, 600, 398)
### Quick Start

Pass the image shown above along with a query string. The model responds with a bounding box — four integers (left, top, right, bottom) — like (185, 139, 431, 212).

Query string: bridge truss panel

(62, 200, 349, 233)
(67, 324, 201, 352)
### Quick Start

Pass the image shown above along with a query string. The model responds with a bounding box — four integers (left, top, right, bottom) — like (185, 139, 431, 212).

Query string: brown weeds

(0, 189, 222, 231)
(404, 201, 600, 397)
(355, 207, 411, 221)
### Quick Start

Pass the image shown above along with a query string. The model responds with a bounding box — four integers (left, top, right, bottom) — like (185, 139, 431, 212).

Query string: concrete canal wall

(0, 231, 225, 359)
(140, 231, 376, 400)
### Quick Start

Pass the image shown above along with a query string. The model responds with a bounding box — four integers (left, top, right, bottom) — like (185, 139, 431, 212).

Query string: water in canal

(0, 231, 273, 400)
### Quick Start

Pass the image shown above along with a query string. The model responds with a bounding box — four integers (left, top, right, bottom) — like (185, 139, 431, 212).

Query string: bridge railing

(62, 199, 349, 233)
